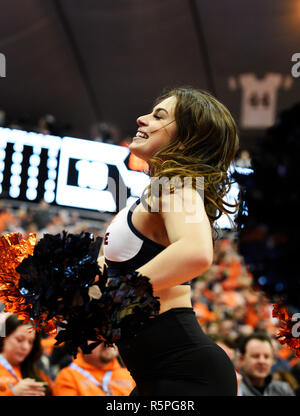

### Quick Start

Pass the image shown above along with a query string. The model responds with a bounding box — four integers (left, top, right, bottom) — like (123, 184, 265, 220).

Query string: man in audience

(53, 342, 134, 396)
(32, 200, 52, 230)
(237, 332, 295, 396)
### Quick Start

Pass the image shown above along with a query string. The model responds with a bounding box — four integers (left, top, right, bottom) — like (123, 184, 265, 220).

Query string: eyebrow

(153, 107, 169, 115)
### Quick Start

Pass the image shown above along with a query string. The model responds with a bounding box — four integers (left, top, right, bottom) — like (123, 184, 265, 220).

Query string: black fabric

(116, 307, 237, 396)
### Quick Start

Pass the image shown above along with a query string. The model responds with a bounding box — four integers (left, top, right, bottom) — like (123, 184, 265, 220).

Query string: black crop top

(103, 198, 190, 285)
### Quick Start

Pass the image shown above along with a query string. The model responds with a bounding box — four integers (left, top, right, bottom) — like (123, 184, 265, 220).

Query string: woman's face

(2, 325, 35, 366)
(129, 95, 178, 161)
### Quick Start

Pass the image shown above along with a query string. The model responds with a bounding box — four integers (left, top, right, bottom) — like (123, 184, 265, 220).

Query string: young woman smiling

(102, 87, 240, 396)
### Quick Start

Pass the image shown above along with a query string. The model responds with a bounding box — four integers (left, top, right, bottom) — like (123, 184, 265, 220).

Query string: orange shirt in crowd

(0, 211, 14, 233)
(219, 259, 242, 291)
(245, 300, 275, 330)
(41, 334, 57, 356)
(0, 361, 52, 396)
(278, 344, 294, 361)
(220, 290, 245, 309)
(53, 353, 135, 396)
(0, 361, 22, 396)
(245, 304, 260, 328)
(193, 302, 217, 325)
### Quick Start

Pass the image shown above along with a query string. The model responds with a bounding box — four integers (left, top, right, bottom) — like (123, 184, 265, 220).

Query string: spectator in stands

(35, 114, 56, 135)
(272, 369, 299, 394)
(235, 149, 252, 168)
(0, 204, 15, 234)
(0, 314, 52, 396)
(48, 342, 73, 380)
(53, 343, 135, 396)
(237, 332, 294, 396)
(31, 200, 52, 230)
(270, 338, 291, 373)
(90, 121, 119, 144)
(15, 206, 35, 235)
(291, 359, 300, 385)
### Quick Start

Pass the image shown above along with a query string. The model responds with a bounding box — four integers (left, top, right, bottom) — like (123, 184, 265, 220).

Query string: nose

(21, 340, 32, 353)
(257, 355, 268, 365)
(136, 114, 148, 126)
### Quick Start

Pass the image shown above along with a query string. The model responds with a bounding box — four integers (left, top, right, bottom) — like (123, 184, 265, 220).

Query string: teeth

(136, 131, 148, 139)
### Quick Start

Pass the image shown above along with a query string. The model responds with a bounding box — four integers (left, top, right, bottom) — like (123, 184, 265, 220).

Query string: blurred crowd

(1, 112, 298, 396)
(0, 199, 104, 241)
(0, 107, 120, 144)
(190, 237, 300, 395)
(0, 108, 71, 138)
(1, 197, 300, 396)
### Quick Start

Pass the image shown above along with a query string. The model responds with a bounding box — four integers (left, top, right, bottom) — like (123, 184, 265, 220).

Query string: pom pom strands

(55, 271, 160, 357)
(272, 303, 300, 358)
(16, 231, 102, 329)
(0, 232, 160, 357)
(0, 231, 101, 334)
(0, 233, 36, 319)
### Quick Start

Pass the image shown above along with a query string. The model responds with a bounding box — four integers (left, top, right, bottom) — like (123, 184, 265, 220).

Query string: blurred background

(0, 0, 300, 395)
(1, 0, 299, 145)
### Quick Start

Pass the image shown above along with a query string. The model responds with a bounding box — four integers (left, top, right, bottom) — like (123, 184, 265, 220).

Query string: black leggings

(116, 307, 237, 396)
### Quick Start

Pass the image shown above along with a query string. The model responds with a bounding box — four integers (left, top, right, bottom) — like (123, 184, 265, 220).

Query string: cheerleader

(101, 87, 239, 395)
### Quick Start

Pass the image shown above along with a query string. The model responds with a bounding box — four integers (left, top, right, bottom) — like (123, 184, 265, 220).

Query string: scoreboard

(0, 127, 149, 213)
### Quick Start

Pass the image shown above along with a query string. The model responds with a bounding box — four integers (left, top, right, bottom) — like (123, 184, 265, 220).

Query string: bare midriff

(154, 285, 192, 314)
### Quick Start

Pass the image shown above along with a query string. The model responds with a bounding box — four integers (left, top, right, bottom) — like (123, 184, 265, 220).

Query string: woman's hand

(97, 255, 106, 273)
(13, 378, 46, 396)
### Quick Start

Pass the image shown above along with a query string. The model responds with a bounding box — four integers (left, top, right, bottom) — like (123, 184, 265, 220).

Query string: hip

(116, 307, 238, 395)
(116, 307, 223, 380)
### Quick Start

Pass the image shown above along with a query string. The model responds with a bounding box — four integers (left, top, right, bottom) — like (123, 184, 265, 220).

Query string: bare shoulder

(159, 187, 212, 251)
(160, 186, 206, 221)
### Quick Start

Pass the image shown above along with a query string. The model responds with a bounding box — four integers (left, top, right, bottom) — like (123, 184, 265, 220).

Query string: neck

(0, 353, 16, 367)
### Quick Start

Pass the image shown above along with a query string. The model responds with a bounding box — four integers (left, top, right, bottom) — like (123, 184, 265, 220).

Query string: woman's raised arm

(136, 188, 213, 290)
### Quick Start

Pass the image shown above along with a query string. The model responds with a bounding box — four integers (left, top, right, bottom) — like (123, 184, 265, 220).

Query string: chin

(128, 145, 148, 162)
(254, 372, 268, 380)
(13, 356, 25, 366)
(100, 354, 115, 363)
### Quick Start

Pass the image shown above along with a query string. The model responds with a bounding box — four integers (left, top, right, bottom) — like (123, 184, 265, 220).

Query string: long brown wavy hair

(146, 87, 240, 236)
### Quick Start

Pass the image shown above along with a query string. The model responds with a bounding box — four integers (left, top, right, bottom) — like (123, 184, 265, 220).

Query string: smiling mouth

(255, 367, 268, 373)
(134, 131, 149, 140)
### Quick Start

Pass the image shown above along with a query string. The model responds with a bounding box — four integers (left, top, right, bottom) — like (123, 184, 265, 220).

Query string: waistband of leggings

(117, 307, 197, 347)
(156, 307, 194, 319)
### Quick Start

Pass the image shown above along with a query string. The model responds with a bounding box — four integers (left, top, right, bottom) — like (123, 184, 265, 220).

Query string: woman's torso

(103, 196, 192, 314)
